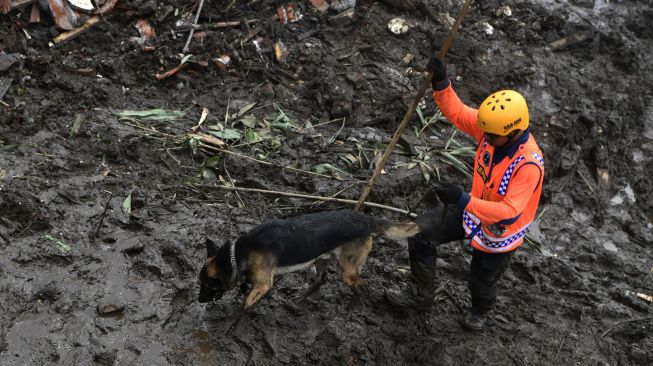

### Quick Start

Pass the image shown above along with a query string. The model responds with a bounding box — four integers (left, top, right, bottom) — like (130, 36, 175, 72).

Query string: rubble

(330, 0, 355, 12)
(388, 18, 409, 35)
(277, 3, 303, 24)
(0, 53, 21, 72)
(309, 0, 329, 12)
(548, 31, 594, 51)
(496, 5, 512, 17)
(3, 0, 117, 35)
(212, 55, 231, 70)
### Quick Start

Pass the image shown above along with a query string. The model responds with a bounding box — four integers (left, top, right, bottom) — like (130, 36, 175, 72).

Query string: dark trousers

(469, 249, 513, 314)
(411, 204, 514, 314)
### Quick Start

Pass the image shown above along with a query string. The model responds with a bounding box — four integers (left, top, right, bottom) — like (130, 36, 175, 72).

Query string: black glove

(426, 53, 447, 86)
(435, 183, 462, 205)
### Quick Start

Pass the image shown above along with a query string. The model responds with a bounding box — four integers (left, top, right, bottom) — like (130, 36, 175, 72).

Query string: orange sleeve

(465, 164, 542, 223)
(433, 84, 484, 143)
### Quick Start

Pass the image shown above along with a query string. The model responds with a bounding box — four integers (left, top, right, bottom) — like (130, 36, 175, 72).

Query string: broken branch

(93, 193, 113, 237)
(601, 316, 653, 338)
(182, 0, 206, 54)
(194, 184, 417, 217)
(196, 137, 356, 182)
(176, 18, 263, 31)
(53, 16, 101, 45)
(354, 0, 473, 211)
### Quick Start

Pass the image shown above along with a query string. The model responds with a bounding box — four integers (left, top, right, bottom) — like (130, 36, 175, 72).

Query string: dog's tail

(373, 219, 421, 240)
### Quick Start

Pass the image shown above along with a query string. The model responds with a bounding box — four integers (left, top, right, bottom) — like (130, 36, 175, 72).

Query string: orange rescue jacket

(433, 84, 544, 253)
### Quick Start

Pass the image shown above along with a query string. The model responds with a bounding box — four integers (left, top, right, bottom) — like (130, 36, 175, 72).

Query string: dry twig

(182, 0, 206, 54)
(194, 184, 417, 217)
(601, 316, 653, 338)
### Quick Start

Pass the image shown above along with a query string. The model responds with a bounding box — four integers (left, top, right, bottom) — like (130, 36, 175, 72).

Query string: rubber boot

(385, 236, 437, 310)
(461, 310, 486, 330)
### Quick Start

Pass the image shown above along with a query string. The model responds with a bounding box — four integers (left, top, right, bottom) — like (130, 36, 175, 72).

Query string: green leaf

(209, 129, 242, 140)
(237, 115, 258, 128)
(0, 144, 18, 151)
(69, 114, 84, 139)
(187, 137, 199, 155)
(181, 54, 193, 64)
(419, 163, 430, 182)
(204, 156, 220, 168)
(312, 163, 349, 176)
(416, 106, 426, 125)
(115, 109, 185, 121)
(271, 120, 296, 131)
(271, 103, 297, 131)
(236, 102, 257, 117)
(245, 128, 261, 143)
(267, 137, 282, 149)
(122, 191, 132, 215)
(44, 234, 71, 254)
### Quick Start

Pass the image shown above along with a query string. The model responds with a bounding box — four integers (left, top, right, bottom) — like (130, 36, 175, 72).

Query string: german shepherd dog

(198, 209, 420, 319)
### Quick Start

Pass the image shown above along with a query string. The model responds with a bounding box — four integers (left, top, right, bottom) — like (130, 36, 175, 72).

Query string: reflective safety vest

(433, 84, 544, 253)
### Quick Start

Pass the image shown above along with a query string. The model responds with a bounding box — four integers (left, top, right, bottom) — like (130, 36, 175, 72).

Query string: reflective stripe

(498, 155, 525, 196)
(532, 152, 544, 166)
(462, 211, 530, 252)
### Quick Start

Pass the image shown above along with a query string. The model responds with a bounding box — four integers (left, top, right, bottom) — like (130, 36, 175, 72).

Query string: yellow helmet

(477, 90, 529, 136)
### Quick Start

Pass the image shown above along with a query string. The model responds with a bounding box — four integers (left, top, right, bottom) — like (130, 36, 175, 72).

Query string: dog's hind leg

(289, 257, 330, 302)
(338, 236, 373, 312)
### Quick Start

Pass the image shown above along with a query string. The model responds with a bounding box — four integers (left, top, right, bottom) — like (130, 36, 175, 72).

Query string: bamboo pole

(194, 184, 417, 217)
(354, 0, 474, 211)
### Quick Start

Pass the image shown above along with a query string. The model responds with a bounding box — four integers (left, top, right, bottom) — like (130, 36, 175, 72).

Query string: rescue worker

(386, 54, 545, 330)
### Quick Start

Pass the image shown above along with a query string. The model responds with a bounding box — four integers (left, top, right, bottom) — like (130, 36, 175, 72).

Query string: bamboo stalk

(354, 0, 473, 211)
(194, 184, 417, 217)
(53, 16, 101, 45)
(197, 141, 361, 182)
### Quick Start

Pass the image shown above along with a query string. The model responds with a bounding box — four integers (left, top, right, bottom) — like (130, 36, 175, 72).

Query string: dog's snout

(197, 295, 212, 303)
(198, 286, 224, 303)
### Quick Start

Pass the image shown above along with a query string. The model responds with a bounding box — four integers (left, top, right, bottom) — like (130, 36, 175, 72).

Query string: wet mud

(0, 0, 652, 364)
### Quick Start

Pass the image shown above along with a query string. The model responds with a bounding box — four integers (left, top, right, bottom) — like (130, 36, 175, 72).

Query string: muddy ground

(1, 0, 652, 364)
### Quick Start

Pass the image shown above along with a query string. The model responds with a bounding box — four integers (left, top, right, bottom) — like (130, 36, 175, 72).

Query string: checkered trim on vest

(463, 211, 530, 250)
(532, 152, 544, 166)
(498, 155, 525, 196)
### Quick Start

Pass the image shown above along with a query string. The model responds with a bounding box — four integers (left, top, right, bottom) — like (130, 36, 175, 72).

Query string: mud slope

(0, 0, 651, 365)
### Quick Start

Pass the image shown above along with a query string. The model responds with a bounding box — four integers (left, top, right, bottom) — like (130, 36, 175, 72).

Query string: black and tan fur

(198, 209, 420, 311)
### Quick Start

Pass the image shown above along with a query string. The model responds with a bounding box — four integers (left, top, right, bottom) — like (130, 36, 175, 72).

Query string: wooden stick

(601, 316, 653, 338)
(194, 184, 417, 217)
(176, 18, 262, 31)
(53, 16, 101, 45)
(197, 141, 357, 182)
(354, 0, 473, 211)
(93, 193, 113, 237)
(554, 333, 568, 360)
(182, 0, 206, 54)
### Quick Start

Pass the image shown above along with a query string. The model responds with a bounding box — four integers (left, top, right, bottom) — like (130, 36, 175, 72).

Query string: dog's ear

(224, 239, 232, 249)
(206, 239, 218, 258)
